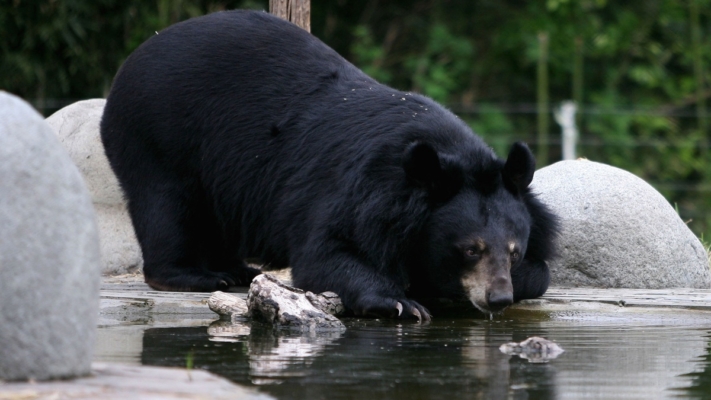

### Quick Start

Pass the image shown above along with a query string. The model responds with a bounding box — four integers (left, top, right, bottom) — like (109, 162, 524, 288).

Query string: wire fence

(450, 103, 708, 118)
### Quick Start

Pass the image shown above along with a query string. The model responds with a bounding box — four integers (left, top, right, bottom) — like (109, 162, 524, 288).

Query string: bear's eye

(510, 251, 520, 261)
(464, 247, 481, 259)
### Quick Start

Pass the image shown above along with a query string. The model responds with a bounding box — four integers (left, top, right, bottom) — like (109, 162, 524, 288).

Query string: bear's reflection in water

(140, 318, 557, 399)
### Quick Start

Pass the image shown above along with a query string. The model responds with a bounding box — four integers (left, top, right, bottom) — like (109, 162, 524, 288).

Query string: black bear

(101, 10, 558, 321)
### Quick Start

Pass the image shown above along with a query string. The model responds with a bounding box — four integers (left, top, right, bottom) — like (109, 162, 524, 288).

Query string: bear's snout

(486, 288, 514, 312)
(461, 265, 514, 313)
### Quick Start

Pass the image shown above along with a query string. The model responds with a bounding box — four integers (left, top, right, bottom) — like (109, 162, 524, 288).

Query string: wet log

(208, 274, 346, 331)
(304, 290, 345, 316)
(246, 274, 345, 331)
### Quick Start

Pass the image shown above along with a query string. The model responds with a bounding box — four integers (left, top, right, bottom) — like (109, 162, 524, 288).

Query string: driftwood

(304, 290, 345, 316)
(208, 274, 346, 331)
(499, 336, 564, 363)
(247, 274, 345, 331)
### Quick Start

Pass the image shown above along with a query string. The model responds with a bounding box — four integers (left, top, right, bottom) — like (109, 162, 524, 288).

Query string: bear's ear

(403, 142, 463, 201)
(502, 142, 535, 194)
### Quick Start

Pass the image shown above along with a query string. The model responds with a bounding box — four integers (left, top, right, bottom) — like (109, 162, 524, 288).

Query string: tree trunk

(270, 0, 311, 32)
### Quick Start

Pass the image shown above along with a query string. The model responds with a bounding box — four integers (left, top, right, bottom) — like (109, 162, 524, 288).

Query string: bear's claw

(352, 294, 431, 322)
(412, 307, 422, 322)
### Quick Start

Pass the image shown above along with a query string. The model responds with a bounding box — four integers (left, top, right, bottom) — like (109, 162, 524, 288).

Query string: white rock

(46, 99, 142, 275)
(94, 203, 142, 274)
(45, 99, 122, 204)
(0, 92, 101, 381)
(532, 159, 711, 289)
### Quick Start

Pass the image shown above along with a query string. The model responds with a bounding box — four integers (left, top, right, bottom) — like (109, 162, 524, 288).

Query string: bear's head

(404, 141, 536, 314)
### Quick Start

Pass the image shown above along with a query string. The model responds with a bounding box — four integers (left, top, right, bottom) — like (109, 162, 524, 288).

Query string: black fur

(101, 10, 559, 319)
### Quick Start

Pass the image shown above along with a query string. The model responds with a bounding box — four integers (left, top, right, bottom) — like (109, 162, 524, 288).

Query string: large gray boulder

(532, 159, 711, 289)
(46, 99, 142, 275)
(0, 92, 102, 380)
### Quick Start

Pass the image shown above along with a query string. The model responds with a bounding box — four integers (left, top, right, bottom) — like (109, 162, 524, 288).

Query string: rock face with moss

(532, 159, 711, 289)
(0, 92, 101, 381)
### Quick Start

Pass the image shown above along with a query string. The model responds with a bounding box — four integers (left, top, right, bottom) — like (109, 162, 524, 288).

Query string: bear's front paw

(233, 265, 262, 286)
(211, 272, 238, 291)
(352, 294, 431, 322)
(145, 270, 242, 292)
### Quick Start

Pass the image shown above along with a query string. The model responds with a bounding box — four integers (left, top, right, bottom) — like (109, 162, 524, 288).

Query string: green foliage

(350, 25, 392, 84)
(3, 0, 711, 237)
(404, 23, 474, 103)
(467, 105, 517, 156)
(0, 0, 266, 105)
(186, 348, 194, 370)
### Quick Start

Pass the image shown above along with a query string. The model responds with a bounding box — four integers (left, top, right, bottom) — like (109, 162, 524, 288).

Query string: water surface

(96, 307, 711, 399)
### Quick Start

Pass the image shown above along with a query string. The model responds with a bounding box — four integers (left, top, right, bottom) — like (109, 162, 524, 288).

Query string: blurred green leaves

(3, 0, 711, 235)
(405, 23, 474, 103)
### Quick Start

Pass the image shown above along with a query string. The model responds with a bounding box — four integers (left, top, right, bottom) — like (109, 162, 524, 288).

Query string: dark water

(96, 308, 711, 399)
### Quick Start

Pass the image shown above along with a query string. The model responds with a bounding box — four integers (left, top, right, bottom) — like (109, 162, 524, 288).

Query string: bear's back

(102, 9, 494, 218)
(104, 10, 486, 172)
(109, 10, 365, 118)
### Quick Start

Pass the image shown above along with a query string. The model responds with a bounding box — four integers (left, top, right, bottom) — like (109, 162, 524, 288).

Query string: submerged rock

(499, 337, 564, 363)
(533, 159, 711, 289)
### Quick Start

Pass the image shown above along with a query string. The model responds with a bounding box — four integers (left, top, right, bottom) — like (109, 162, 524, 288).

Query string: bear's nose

(487, 290, 513, 312)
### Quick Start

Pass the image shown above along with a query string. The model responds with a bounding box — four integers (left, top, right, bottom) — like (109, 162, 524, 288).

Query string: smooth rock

(247, 274, 346, 331)
(0, 92, 101, 381)
(208, 291, 249, 319)
(94, 203, 142, 275)
(46, 99, 143, 275)
(45, 99, 122, 204)
(532, 159, 711, 289)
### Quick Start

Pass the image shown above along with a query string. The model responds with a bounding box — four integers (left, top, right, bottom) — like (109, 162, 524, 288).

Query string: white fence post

(554, 101, 578, 160)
